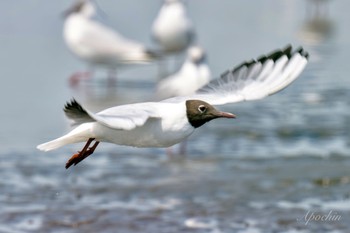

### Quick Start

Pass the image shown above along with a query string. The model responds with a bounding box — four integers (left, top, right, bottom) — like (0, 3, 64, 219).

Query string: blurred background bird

(151, 0, 195, 76)
(155, 45, 211, 100)
(63, 0, 158, 87)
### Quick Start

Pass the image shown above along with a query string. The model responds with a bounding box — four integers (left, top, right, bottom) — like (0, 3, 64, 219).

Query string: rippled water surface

(1, 0, 350, 232)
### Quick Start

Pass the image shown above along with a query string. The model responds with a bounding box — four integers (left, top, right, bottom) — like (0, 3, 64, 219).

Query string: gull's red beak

(218, 111, 236, 119)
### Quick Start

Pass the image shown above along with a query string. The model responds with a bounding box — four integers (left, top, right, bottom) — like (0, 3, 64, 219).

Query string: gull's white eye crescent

(198, 105, 207, 113)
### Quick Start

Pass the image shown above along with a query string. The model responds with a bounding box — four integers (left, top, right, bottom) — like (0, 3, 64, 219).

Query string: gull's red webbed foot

(65, 138, 100, 169)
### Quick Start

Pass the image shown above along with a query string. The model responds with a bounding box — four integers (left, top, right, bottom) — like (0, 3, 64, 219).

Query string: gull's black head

(63, 0, 95, 17)
(186, 100, 236, 128)
(63, 0, 87, 18)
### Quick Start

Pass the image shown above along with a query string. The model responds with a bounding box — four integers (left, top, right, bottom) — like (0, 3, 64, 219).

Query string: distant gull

(63, 0, 157, 86)
(151, 0, 195, 53)
(37, 45, 309, 169)
(155, 45, 211, 99)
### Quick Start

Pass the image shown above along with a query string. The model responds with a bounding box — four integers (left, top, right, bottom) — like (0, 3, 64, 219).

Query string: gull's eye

(198, 105, 207, 113)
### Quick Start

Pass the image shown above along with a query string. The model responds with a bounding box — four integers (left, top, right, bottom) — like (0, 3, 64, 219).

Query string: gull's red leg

(69, 71, 92, 88)
(65, 138, 96, 169)
(76, 141, 100, 164)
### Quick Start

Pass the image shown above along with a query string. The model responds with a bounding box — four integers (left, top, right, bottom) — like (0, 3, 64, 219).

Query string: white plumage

(37, 45, 309, 167)
(37, 101, 192, 150)
(165, 45, 309, 105)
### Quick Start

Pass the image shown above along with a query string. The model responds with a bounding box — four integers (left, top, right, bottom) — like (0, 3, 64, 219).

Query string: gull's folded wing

(64, 99, 161, 130)
(78, 20, 145, 58)
(163, 45, 309, 105)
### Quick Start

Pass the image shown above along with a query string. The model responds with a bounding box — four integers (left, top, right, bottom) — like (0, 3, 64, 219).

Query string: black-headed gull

(156, 46, 211, 99)
(37, 45, 309, 169)
(63, 0, 157, 85)
(151, 0, 194, 53)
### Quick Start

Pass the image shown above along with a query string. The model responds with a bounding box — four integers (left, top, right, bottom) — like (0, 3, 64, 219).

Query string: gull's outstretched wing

(64, 99, 161, 130)
(163, 45, 309, 105)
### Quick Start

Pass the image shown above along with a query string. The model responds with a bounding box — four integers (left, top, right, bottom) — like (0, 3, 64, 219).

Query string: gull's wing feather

(162, 45, 309, 105)
(77, 19, 147, 61)
(64, 99, 161, 130)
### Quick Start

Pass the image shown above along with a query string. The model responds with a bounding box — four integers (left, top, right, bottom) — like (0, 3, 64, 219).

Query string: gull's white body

(152, 0, 194, 53)
(63, 1, 154, 68)
(156, 46, 211, 99)
(38, 102, 194, 151)
(37, 45, 309, 152)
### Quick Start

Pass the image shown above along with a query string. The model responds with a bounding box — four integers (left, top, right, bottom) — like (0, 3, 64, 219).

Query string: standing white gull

(37, 45, 309, 169)
(151, 0, 195, 53)
(63, 0, 157, 85)
(155, 46, 211, 99)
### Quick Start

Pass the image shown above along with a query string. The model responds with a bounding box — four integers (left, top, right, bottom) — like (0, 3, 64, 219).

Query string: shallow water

(1, 0, 350, 232)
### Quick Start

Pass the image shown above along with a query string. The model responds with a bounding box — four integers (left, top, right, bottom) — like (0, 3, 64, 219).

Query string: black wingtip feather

(64, 98, 87, 115)
(230, 44, 309, 75)
(63, 99, 94, 124)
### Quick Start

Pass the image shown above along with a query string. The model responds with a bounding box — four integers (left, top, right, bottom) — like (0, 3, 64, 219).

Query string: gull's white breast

(87, 102, 194, 147)
(64, 15, 92, 61)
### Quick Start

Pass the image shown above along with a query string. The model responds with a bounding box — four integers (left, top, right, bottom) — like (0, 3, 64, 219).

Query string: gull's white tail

(37, 133, 84, 151)
(37, 123, 91, 152)
(37, 136, 72, 152)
